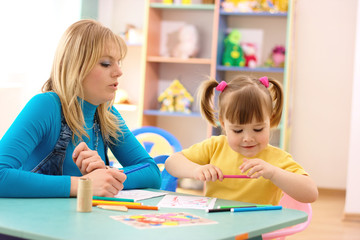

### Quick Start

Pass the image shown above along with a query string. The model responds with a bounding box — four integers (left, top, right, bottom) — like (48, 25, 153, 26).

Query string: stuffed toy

(265, 45, 286, 68)
(171, 24, 199, 59)
(222, 29, 245, 67)
(241, 42, 257, 68)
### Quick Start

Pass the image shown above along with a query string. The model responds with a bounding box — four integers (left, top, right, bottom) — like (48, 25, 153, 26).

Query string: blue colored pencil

(231, 205, 282, 212)
(124, 163, 150, 175)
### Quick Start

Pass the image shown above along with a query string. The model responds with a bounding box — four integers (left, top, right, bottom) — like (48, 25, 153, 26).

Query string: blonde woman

(0, 19, 161, 197)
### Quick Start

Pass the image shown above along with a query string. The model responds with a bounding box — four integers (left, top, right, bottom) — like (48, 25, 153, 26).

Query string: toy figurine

(241, 42, 257, 68)
(158, 79, 194, 113)
(222, 29, 245, 67)
(265, 45, 285, 68)
(171, 24, 199, 59)
(114, 89, 130, 104)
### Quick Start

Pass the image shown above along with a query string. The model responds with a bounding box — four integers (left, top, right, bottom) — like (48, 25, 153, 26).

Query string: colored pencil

(92, 200, 158, 210)
(125, 205, 158, 210)
(231, 205, 282, 212)
(217, 204, 271, 209)
(92, 200, 142, 206)
(97, 205, 128, 212)
(223, 175, 251, 179)
(93, 196, 135, 202)
(206, 208, 234, 213)
(124, 163, 150, 175)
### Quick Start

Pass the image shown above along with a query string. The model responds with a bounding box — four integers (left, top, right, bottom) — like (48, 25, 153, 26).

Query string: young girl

(165, 75, 318, 205)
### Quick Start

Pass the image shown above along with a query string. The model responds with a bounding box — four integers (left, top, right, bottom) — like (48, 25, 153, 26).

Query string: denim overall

(31, 113, 109, 175)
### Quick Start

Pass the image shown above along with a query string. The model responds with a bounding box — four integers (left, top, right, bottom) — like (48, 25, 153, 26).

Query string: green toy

(222, 29, 245, 67)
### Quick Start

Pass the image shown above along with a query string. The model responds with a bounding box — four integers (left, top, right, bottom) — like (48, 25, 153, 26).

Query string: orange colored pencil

(92, 200, 142, 207)
(126, 205, 158, 210)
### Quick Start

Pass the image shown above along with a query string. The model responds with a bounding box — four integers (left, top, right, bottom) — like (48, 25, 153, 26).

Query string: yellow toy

(158, 79, 194, 114)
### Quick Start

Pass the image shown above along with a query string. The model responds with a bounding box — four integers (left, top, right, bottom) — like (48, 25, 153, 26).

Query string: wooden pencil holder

(77, 177, 93, 212)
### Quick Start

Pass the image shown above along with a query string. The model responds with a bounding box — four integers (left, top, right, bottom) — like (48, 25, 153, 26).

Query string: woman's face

(82, 44, 122, 105)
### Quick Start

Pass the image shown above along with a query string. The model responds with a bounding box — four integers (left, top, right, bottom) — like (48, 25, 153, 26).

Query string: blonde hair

(42, 19, 127, 144)
(198, 75, 283, 128)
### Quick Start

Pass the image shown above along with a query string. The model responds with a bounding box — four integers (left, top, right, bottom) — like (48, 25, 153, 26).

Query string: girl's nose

(243, 132, 253, 142)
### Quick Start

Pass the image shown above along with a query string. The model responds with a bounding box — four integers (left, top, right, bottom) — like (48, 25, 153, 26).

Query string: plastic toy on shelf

(158, 79, 194, 114)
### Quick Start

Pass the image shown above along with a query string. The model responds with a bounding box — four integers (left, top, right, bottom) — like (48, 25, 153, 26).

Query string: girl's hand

(239, 158, 276, 180)
(194, 164, 223, 182)
(73, 142, 106, 175)
(82, 168, 127, 197)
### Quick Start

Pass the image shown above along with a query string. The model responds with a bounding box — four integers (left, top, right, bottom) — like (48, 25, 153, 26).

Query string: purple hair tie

(259, 76, 269, 88)
(216, 81, 227, 92)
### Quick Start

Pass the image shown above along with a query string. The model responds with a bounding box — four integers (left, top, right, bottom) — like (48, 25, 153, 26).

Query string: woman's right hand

(70, 168, 127, 197)
(194, 164, 223, 182)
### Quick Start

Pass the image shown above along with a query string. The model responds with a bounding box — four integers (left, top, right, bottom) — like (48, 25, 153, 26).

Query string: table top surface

(0, 190, 307, 240)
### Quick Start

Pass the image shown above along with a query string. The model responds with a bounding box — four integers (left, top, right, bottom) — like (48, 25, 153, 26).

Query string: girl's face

(221, 116, 270, 158)
(82, 45, 122, 105)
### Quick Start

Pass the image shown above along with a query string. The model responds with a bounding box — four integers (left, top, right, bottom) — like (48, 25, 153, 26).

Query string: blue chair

(153, 155, 178, 192)
(131, 126, 182, 157)
(132, 126, 182, 192)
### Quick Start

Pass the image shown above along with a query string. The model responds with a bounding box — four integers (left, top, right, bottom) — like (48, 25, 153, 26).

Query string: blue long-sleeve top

(0, 92, 161, 197)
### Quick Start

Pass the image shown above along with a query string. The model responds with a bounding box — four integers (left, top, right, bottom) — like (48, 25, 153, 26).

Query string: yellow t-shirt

(182, 135, 308, 205)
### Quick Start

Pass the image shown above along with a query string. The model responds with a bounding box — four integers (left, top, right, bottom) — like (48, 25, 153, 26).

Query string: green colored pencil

(93, 196, 135, 202)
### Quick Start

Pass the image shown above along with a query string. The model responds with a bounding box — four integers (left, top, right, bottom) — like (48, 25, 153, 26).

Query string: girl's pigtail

(268, 78, 284, 127)
(197, 78, 219, 127)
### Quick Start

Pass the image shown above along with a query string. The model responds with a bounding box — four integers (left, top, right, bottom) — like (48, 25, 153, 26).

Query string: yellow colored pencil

(92, 200, 142, 206)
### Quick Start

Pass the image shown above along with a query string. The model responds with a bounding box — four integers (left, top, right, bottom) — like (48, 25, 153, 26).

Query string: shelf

(216, 65, 285, 73)
(144, 110, 201, 117)
(220, 10, 287, 17)
(113, 104, 138, 112)
(126, 42, 143, 47)
(147, 56, 212, 64)
(150, 3, 215, 10)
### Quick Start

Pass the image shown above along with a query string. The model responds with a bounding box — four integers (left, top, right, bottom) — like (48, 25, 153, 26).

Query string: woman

(0, 19, 161, 197)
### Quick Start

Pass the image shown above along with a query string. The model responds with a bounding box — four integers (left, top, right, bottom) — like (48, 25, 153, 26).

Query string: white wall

(290, 0, 357, 189)
(0, 0, 81, 138)
(345, 0, 360, 215)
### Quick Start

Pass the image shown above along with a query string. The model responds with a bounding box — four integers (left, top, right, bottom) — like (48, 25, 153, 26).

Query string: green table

(0, 190, 307, 240)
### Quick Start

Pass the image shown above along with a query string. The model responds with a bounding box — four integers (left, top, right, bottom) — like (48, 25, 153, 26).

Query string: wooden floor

(176, 188, 360, 240)
(288, 189, 360, 240)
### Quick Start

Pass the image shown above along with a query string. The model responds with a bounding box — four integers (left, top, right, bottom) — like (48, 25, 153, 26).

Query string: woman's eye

(254, 128, 264, 132)
(100, 61, 111, 67)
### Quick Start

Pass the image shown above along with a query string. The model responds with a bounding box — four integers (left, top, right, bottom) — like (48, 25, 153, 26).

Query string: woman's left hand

(72, 142, 106, 175)
(239, 158, 276, 180)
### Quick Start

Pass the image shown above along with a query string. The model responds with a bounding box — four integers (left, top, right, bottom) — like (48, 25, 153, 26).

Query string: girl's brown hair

(198, 75, 283, 128)
(42, 19, 127, 144)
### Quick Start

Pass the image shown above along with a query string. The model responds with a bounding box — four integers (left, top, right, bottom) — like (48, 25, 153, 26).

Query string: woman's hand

(194, 164, 223, 182)
(70, 168, 127, 197)
(72, 142, 106, 175)
(239, 158, 276, 179)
